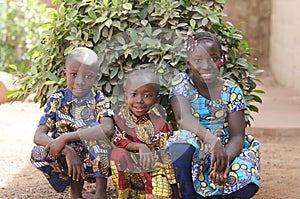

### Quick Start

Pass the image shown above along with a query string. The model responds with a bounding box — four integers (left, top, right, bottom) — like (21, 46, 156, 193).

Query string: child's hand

(209, 162, 230, 185)
(137, 144, 154, 171)
(64, 146, 85, 181)
(208, 136, 228, 174)
(45, 135, 67, 156)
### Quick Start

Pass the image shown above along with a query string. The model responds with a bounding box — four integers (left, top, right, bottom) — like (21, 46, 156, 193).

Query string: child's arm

(46, 117, 114, 156)
(209, 110, 245, 185)
(34, 124, 85, 181)
(125, 142, 154, 170)
(33, 125, 53, 146)
(170, 96, 228, 174)
(225, 109, 245, 162)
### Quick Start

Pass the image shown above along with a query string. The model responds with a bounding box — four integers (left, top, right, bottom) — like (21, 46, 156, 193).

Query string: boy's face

(64, 60, 98, 98)
(125, 81, 160, 119)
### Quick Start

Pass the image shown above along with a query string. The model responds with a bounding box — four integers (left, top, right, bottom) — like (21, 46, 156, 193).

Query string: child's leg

(228, 183, 259, 198)
(70, 180, 84, 199)
(95, 177, 107, 199)
(169, 143, 203, 199)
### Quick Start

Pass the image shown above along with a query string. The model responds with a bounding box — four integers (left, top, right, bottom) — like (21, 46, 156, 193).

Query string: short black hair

(187, 31, 223, 57)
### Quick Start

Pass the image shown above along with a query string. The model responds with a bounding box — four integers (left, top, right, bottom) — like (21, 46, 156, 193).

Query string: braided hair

(187, 32, 224, 61)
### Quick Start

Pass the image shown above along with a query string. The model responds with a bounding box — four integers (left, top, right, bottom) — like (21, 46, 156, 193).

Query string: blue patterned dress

(168, 72, 260, 197)
(30, 87, 113, 192)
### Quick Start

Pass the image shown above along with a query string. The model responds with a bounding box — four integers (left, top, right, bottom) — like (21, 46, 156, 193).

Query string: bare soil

(1, 76, 300, 198)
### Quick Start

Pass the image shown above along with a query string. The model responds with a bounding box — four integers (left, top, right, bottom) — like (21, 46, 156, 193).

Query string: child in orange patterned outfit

(110, 69, 180, 199)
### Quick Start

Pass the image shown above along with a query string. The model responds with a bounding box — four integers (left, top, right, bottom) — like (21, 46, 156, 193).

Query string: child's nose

(75, 75, 84, 85)
(202, 59, 211, 69)
(136, 95, 144, 103)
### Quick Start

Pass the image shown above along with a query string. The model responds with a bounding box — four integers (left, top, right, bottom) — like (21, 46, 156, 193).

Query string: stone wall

(223, 0, 271, 71)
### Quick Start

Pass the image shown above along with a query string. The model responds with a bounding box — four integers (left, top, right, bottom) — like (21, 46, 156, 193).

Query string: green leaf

(201, 18, 208, 26)
(95, 16, 107, 23)
(85, 41, 93, 47)
(110, 67, 119, 79)
(190, 19, 196, 29)
(112, 0, 118, 7)
(88, 10, 97, 20)
(145, 25, 152, 36)
(123, 3, 132, 10)
(208, 15, 219, 23)
(8, 64, 17, 71)
(248, 105, 259, 112)
(216, 0, 227, 3)
(253, 89, 265, 94)
(65, 35, 75, 41)
(254, 69, 264, 74)
(47, 73, 58, 82)
(5, 90, 16, 98)
(116, 36, 126, 45)
(129, 30, 138, 42)
(45, 80, 56, 85)
(105, 19, 112, 27)
(142, 37, 155, 46)
(236, 58, 248, 67)
(69, 10, 78, 18)
(105, 82, 111, 93)
(141, 19, 148, 26)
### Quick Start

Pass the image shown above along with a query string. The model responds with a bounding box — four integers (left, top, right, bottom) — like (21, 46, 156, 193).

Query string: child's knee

(169, 143, 195, 164)
(30, 145, 48, 161)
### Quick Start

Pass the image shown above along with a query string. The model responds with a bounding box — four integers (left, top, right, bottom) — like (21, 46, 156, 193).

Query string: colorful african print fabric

(30, 87, 113, 192)
(168, 72, 260, 197)
(110, 105, 177, 199)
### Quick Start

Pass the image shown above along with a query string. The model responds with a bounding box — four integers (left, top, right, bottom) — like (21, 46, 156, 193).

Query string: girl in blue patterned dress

(167, 32, 260, 198)
(30, 47, 114, 199)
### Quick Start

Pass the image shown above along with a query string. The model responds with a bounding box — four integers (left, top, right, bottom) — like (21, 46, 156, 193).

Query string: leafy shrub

(10, 0, 264, 126)
(0, 0, 47, 72)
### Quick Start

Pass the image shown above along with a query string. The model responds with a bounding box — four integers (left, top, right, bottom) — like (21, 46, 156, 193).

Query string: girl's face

(125, 80, 160, 119)
(187, 40, 221, 85)
(64, 60, 98, 98)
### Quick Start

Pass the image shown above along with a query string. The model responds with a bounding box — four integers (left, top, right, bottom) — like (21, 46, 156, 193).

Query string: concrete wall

(223, 0, 271, 71)
(270, 0, 300, 94)
(225, 0, 300, 95)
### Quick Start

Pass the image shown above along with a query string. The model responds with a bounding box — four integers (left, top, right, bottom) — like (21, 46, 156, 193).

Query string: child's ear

(63, 71, 67, 79)
(186, 60, 191, 69)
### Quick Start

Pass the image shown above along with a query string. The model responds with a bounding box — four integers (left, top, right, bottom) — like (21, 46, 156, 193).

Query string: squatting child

(110, 69, 180, 199)
(168, 31, 260, 198)
(30, 47, 114, 199)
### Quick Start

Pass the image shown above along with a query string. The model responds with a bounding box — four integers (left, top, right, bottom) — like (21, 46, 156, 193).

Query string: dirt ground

(1, 75, 300, 198)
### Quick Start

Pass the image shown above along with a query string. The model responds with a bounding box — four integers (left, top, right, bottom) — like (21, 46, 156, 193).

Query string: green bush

(0, 0, 47, 72)
(10, 0, 264, 126)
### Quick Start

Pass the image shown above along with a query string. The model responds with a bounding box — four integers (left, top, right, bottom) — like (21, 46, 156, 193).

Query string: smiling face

(187, 39, 222, 86)
(124, 71, 160, 119)
(64, 47, 99, 98)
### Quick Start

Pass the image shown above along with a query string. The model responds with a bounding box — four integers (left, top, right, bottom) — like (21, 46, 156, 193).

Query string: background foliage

(9, 0, 264, 127)
(0, 0, 47, 72)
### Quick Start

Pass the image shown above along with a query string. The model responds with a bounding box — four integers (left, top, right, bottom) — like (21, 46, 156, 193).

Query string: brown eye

(70, 73, 77, 77)
(212, 57, 219, 62)
(130, 93, 136, 97)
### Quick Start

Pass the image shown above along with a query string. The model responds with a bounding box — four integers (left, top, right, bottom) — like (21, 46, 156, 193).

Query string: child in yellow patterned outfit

(110, 69, 180, 199)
